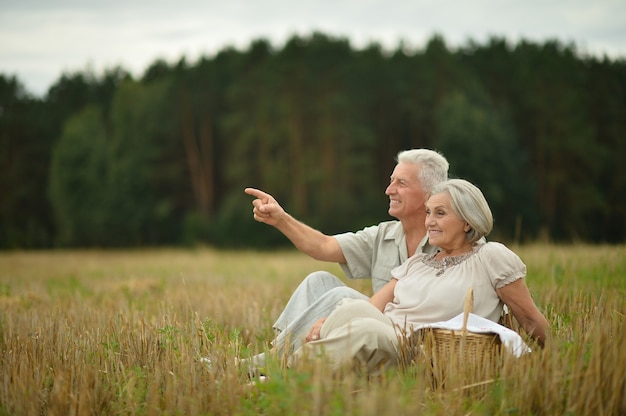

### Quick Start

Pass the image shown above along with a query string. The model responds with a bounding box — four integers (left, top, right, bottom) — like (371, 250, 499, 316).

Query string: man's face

(385, 162, 427, 222)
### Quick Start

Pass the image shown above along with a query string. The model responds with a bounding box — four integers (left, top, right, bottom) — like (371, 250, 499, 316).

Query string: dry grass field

(0, 244, 624, 415)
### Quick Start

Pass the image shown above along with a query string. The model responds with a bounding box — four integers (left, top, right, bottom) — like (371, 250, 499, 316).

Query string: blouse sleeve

(481, 242, 527, 289)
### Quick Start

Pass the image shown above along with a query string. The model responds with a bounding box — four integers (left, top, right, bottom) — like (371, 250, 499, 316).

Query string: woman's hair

(430, 179, 493, 243)
(396, 149, 449, 195)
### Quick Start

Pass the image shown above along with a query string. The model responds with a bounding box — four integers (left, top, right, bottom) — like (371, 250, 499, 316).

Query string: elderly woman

(289, 179, 550, 374)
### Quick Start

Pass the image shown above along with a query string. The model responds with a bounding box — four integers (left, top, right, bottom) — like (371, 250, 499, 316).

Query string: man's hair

(430, 179, 494, 243)
(396, 149, 449, 194)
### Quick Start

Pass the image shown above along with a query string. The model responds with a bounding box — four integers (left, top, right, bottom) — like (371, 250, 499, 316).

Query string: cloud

(1, 0, 625, 96)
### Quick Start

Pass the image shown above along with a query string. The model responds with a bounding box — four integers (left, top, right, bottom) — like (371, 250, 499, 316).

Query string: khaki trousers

(288, 299, 400, 374)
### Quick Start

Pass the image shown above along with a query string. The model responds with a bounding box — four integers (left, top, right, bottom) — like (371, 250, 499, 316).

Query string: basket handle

(462, 287, 474, 334)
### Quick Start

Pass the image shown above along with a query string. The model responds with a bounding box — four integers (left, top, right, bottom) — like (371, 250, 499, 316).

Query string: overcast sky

(1, 0, 625, 97)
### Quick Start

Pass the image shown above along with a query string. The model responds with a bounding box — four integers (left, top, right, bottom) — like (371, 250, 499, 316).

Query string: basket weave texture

(418, 288, 502, 390)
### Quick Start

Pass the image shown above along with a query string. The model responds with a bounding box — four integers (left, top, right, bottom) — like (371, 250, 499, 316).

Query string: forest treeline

(1, 33, 625, 249)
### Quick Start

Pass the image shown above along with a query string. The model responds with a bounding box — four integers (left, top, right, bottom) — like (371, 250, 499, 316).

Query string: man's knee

(303, 271, 344, 288)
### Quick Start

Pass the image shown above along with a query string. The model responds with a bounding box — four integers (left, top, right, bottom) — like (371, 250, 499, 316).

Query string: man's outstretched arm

(244, 187, 346, 263)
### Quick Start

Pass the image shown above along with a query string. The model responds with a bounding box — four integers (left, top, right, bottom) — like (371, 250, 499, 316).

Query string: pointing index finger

(244, 188, 266, 199)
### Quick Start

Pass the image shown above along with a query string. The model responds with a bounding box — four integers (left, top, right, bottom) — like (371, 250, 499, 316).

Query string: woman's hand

(305, 317, 327, 342)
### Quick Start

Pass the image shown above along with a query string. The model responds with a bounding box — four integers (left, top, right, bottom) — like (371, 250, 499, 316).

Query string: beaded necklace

(422, 244, 480, 276)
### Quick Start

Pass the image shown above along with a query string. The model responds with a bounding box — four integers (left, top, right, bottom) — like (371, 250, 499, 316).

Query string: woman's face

(425, 191, 470, 251)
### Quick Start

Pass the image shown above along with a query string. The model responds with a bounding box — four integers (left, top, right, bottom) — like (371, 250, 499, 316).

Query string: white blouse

(384, 241, 525, 328)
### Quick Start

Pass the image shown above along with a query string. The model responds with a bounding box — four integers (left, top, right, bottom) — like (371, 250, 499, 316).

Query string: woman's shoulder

(478, 241, 524, 265)
(480, 240, 514, 254)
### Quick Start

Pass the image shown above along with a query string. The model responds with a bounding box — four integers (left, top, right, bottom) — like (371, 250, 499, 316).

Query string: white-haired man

(242, 149, 449, 366)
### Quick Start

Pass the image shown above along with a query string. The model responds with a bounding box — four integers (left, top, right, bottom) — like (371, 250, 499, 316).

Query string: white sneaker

(199, 353, 266, 374)
(199, 357, 213, 369)
(245, 375, 269, 387)
(240, 352, 266, 368)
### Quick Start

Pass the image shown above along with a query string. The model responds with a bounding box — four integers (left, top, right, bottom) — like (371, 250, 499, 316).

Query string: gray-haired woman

(290, 179, 550, 374)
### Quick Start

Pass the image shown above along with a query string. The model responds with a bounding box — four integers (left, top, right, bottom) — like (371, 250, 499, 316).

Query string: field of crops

(1, 245, 624, 415)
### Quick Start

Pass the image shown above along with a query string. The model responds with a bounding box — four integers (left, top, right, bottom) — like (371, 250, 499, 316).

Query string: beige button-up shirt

(335, 220, 436, 293)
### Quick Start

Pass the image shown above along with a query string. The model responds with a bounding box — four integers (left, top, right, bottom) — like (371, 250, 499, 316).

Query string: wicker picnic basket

(417, 288, 502, 391)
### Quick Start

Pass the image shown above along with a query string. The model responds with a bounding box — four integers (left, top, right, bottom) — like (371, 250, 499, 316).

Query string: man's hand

(244, 188, 286, 226)
(305, 317, 327, 342)
(244, 187, 346, 263)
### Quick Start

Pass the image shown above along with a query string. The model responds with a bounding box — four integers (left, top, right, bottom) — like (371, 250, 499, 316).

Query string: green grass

(0, 244, 624, 415)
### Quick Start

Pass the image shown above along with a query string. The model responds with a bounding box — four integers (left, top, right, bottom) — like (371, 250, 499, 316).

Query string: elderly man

(242, 149, 449, 365)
